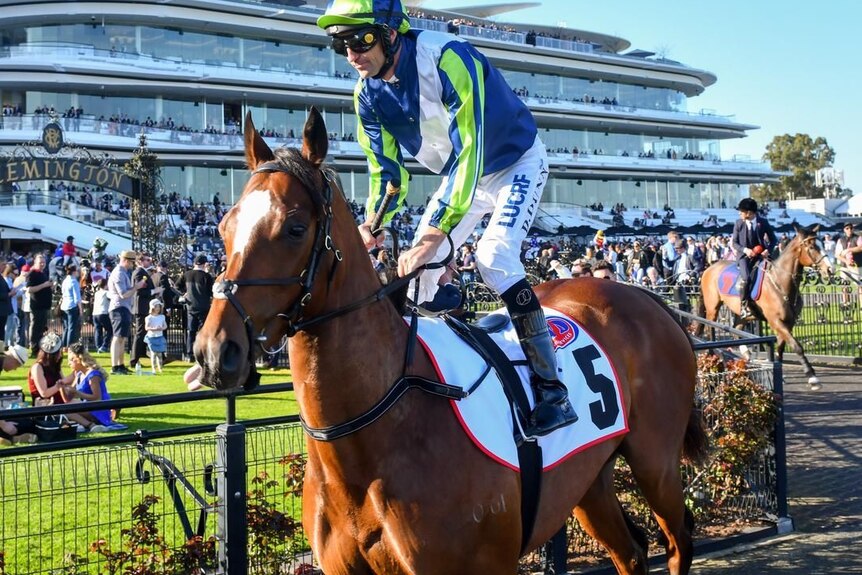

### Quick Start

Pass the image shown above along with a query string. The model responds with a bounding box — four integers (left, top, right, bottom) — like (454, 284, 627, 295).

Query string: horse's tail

(682, 407, 709, 466)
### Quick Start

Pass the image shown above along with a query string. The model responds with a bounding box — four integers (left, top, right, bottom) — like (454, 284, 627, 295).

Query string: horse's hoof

(808, 376, 822, 391)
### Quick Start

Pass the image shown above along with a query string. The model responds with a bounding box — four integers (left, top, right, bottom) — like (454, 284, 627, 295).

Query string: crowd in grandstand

(0, 207, 859, 444)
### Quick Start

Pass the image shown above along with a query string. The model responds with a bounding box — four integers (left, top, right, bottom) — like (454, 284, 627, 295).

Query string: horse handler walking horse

(196, 109, 708, 574)
(697, 224, 832, 390)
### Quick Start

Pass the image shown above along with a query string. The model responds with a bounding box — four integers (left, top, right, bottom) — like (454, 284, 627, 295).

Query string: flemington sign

(0, 121, 139, 198)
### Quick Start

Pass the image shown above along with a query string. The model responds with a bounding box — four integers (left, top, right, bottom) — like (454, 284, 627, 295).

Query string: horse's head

(791, 223, 832, 278)
(195, 108, 362, 390)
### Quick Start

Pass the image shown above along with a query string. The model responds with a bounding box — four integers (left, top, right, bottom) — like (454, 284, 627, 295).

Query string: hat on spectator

(66, 235, 74, 242)
(195, 254, 209, 265)
(149, 298, 163, 310)
(844, 223, 854, 229)
(20, 264, 31, 272)
(5, 344, 28, 367)
(39, 332, 62, 355)
(119, 250, 138, 261)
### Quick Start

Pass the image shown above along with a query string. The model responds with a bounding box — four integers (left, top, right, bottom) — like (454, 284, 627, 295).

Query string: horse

(697, 224, 832, 389)
(195, 108, 708, 574)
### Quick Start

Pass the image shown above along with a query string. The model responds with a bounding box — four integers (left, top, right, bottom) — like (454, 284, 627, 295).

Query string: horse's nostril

(222, 340, 244, 374)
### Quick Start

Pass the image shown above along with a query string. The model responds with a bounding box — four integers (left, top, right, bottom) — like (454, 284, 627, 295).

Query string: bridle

(766, 237, 827, 302)
(213, 161, 420, 390)
(213, 161, 342, 390)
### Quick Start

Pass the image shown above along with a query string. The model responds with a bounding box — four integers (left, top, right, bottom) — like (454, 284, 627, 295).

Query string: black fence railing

(1, 331, 787, 575)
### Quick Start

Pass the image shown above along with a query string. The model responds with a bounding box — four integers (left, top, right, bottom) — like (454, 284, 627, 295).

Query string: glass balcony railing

(534, 36, 594, 54)
(1, 42, 717, 125)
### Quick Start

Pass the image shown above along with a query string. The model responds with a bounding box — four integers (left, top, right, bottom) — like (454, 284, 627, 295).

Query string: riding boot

(738, 278, 752, 318)
(510, 308, 579, 436)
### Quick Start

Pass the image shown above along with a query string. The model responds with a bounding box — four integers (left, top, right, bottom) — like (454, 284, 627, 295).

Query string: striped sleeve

(431, 45, 485, 233)
(354, 83, 409, 225)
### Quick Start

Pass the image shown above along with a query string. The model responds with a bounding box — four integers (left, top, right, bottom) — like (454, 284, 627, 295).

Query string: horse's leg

(776, 337, 787, 361)
(574, 460, 649, 575)
(769, 320, 820, 390)
(699, 288, 722, 341)
(620, 451, 693, 575)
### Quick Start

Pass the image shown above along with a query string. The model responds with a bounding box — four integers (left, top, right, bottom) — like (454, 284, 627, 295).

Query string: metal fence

(0, 336, 787, 575)
(642, 276, 862, 361)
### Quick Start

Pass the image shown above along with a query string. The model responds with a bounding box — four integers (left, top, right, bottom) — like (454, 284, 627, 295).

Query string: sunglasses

(330, 28, 380, 56)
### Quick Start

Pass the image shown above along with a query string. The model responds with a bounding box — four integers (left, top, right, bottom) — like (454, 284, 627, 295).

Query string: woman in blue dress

(65, 342, 126, 431)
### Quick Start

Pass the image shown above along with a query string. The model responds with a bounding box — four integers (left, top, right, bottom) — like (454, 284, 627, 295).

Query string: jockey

(62, 235, 76, 267)
(318, 0, 578, 436)
(731, 198, 777, 318)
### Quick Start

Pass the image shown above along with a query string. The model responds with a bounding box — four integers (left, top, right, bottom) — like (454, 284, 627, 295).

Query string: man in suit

(130, 253, 162, 368)
(176, 254, 214, 362)
(731, 198, 777, 318)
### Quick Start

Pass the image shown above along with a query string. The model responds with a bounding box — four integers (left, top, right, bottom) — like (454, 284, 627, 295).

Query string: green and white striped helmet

(317, 0, 411, 34)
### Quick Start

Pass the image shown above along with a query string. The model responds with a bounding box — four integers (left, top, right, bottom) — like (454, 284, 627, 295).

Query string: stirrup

(526, 378, 579, 437)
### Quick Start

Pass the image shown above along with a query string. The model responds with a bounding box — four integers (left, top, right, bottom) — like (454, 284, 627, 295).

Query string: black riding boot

(511, 308, 579, 436)
(738, 278, 752, 318)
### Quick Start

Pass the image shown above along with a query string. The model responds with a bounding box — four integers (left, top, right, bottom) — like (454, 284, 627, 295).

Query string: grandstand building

(0, 0, 786, 242)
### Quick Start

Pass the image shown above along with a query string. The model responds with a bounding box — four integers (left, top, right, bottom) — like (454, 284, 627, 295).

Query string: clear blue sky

(430, 0, 861, 192)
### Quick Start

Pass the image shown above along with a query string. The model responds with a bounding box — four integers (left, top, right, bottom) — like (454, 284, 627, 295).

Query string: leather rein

(214, 162, 464, 438)
(765, 240, 827, 303)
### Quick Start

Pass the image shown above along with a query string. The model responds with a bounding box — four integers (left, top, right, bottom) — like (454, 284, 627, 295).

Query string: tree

(751, 133, 835, 203)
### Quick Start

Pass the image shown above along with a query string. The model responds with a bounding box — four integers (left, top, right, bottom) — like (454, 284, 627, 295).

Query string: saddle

(414, 309, 626, 555)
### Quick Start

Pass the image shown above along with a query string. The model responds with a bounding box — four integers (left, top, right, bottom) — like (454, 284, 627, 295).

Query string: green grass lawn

(1, 355, 303, 574)
(2, 353, 298, 437)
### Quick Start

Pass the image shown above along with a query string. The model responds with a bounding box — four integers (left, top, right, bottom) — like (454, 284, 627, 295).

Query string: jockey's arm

(426, 45, 485, 234)
(355, 86, 409, 241)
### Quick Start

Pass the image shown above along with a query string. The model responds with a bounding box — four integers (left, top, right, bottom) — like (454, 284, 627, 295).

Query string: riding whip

(370, 179, 401, 235)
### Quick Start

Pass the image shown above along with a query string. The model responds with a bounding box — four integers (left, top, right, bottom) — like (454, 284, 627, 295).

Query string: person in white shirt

(59, 264, 82, 348)
(89, 260, 109, 284)
(91, 278, 112, 353)
(144, 299, 168, 374)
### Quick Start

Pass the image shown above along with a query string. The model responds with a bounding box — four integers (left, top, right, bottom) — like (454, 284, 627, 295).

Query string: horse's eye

(287, 224, 307, 239)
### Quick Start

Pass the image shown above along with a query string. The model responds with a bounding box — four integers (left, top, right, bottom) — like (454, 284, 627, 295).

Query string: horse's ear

(244, 111, 274, 170)
(793, 222, 803, 236)
(302, 106, 329, 168)
(811, 224, 821, 234)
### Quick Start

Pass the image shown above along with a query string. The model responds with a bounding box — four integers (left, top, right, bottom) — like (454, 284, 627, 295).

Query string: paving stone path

(667, 364, 862, 574)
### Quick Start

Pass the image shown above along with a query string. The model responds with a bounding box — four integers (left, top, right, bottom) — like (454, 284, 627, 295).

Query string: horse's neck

(289, 230, 410, 433)
(773, 245, 802, 293)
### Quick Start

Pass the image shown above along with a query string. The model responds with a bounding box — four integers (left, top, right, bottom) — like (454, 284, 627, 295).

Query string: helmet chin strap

(372, 25, 401, 80)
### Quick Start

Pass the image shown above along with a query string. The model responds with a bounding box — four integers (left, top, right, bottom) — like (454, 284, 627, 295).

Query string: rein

(215, 160, 458, 436)
(765, 241, 825, 303)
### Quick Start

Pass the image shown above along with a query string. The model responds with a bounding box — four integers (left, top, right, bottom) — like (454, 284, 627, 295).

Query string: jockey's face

(334, 27, 396, 80)
(738, 209, 755, 221)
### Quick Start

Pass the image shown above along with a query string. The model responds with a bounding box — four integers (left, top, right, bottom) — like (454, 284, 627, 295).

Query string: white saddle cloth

(411, 307, 628, 470)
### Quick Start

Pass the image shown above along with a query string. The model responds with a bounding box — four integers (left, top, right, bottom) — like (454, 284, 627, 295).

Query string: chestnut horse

(697, 224, 831, 389)
(196, 109, 707, 574)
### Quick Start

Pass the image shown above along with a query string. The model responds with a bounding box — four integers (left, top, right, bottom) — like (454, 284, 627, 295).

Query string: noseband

(214, 161, 342, 390)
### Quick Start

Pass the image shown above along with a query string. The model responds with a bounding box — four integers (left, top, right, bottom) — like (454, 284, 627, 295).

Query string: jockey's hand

(357, 222, 384, 250)
(398, 228, 447, 277)
(743, 248, 754, 258)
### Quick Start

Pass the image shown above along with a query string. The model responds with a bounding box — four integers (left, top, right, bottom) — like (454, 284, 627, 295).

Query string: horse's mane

(269, 146, 410, 314)
(271, 147, 324, 202)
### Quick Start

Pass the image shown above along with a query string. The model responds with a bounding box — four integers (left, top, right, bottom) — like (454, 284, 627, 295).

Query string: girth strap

(444, 315, 542, 556)
(300, 376, 467, 442)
